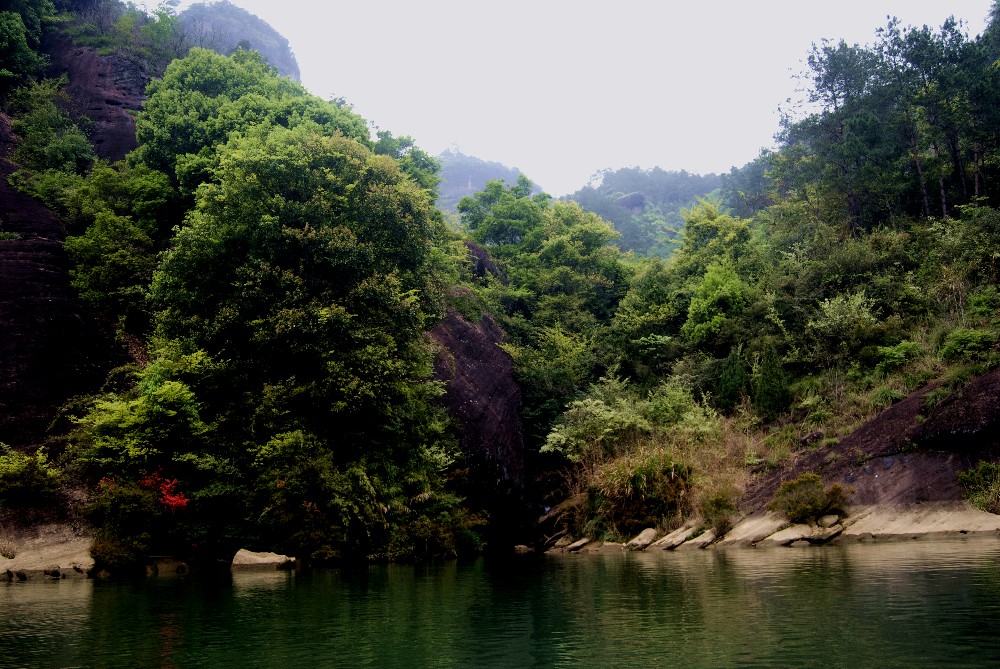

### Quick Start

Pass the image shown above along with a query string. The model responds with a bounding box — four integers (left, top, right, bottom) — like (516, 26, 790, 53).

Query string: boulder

(625, 528, 659, 551)
(565, 538, 592, 553)
(813, 524, 845, 542)
(757, 522, 844, 547)
(715, 512, 788, 548)
(817, 514, 840, 528)
(676, 529, 717, 550)
(651, 524, 698, 550)
(756, 524, 815, 548)
(231, 549, 296, 571)
(552, 535, 574, 549)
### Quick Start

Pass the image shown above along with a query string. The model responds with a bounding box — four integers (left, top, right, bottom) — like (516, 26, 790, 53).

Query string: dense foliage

(3, 12, 480, 565)
(7, 0, 1000, 558)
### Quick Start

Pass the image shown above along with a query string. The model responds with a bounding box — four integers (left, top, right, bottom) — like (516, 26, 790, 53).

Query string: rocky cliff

(0, 114, 128, 448)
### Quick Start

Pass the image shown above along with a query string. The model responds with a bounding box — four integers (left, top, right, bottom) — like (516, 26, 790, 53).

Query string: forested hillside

(4, 0, 1000, 568)
(568, 167, 721, 256)
(177, 0, 300, 80)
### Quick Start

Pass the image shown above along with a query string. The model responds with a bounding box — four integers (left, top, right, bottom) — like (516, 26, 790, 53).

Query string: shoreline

(5, 500, 1000, 581)
(544, 500, 1000, 555)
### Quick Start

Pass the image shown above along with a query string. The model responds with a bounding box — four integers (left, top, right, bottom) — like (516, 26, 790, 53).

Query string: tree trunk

(933, 142, 948, 217)
(948, 134, 967, 201)
(911, 127, 931, 216)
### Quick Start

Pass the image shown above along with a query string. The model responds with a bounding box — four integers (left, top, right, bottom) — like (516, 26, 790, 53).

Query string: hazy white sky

(169, 1, 993, 195)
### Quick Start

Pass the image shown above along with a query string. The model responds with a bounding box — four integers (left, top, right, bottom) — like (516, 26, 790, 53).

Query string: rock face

(0, 114, 128, 448)
(44, 32, 149, 162)
(909, 367, 1000, 450)
(839, 502, 1000, 541)
(429, 310, 524, 487)
(741, 377, 1000, 513)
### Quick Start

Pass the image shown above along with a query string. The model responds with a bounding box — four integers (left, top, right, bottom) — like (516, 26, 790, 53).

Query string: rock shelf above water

(544, 501, 1000, 555)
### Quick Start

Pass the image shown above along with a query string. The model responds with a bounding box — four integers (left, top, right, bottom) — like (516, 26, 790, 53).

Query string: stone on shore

(651, 524, 698, 550)
(838, 502, 1000, 542)
(676, 529, 717, 550)
(565, 537, 592, 552)
(756, 522, 844, 547)
(626, 528, 659, 551)
(231, 549, 296, 571)
(715, 512, 788, 548)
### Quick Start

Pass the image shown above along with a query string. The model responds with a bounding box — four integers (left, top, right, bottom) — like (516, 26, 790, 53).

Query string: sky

(167, 1, 994, 195)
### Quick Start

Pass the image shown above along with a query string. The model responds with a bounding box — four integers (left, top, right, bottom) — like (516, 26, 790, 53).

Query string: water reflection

(3, 541, 1000, 667)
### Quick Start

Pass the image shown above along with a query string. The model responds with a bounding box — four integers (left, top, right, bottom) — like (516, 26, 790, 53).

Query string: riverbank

(0, 522, 296, 581)
(0, 523, 93, 581)
(4, 500, 1000, 580)
(544, 500, 1000, 555)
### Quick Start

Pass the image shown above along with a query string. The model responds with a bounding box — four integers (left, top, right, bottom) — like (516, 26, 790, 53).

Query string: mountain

(178, 0, 300, 80)
(437, 149, 540, 213)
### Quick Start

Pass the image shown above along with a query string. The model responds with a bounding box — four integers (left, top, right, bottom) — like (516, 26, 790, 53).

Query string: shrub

(958, 461, 1000, 514)
(0, 444, 60, 507)
(868, 385, 906, 411)
(941, 328, 996, 361)
(967, 286, 1000, 322)
(874, 340, 923, 375)
(807, 290, 880, 364)
(768, 473, 848, 523)
(700, 485, 739, 534)
(588, 448, 692, 537)
(84, 475, 183, 568)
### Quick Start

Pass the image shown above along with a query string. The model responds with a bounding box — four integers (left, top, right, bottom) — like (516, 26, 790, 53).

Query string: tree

(716, 347, 749, 413)
(681, 261, 748, 352)
(152, 124, 436, 445)
(74, 124, 456, 562)
(752, 345, 790, 420)
(373, 130, 441, 199)
(458, 174, 547, 250)
(0, 10, 45, 98)
(131, 48, 369, 193)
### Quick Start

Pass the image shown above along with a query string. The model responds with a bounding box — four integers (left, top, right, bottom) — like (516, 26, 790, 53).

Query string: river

(4, 540, 1000, 668)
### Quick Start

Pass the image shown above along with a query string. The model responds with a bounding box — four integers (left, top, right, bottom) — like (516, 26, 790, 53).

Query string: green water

(4, 540, 1000, 668)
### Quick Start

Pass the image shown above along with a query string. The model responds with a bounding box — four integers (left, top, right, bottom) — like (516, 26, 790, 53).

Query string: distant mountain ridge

(178, 0, 300, 80)
(437, 149, 540, 213)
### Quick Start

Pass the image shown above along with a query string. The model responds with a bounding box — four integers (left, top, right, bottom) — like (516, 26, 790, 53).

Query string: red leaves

(138, 469, 189, 510)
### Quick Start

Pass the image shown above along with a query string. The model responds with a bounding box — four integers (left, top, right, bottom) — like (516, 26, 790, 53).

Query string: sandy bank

(1, 523, 94, 581)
